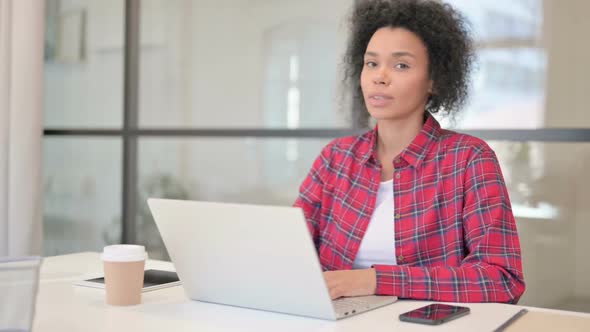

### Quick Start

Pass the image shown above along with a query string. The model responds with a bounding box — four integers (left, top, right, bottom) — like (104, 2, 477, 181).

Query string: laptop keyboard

(334, 298, 370, 312)
(332, 295, 395, 316)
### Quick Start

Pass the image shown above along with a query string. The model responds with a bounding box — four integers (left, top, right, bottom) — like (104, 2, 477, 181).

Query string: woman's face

(360, 27, 433, 122)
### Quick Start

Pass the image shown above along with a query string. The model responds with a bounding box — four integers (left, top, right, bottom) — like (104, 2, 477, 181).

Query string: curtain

(0, 0, 44, 256)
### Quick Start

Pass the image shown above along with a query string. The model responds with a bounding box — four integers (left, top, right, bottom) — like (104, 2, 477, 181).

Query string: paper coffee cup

(101, 245, 147, 306)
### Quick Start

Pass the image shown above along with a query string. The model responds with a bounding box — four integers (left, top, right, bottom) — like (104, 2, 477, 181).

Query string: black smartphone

(399, 303, 470, 325)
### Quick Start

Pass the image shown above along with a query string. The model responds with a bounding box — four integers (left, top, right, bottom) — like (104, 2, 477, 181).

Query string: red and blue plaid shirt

(294, 114, 525, 303)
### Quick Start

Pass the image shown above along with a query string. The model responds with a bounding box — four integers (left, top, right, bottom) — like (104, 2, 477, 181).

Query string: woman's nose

(373, 68, 390, 86)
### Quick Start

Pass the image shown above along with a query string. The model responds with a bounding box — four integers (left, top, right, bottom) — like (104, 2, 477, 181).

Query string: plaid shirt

(294, 115, 525, 303)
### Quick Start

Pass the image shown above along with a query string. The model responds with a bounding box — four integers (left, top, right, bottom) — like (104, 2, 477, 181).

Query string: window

(44, 0, 590, 313)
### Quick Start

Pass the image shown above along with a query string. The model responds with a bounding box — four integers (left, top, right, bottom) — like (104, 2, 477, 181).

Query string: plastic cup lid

(101, 245, 147, 262)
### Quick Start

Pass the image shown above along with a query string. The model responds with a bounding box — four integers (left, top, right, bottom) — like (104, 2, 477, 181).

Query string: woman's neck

(376, 112, 425, 161)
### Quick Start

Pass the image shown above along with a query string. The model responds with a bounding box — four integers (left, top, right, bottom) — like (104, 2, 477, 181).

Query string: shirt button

(394, 158, 401, 164)
(395, 173, 401, 179)
(398, 255, 404, 262)
(395, 213, 401, 219)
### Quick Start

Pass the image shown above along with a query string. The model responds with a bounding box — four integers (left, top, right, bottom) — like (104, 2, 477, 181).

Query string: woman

(294, 0, 525, 304)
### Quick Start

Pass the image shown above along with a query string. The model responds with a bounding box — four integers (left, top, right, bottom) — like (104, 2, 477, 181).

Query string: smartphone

(399, 303, 470, 325)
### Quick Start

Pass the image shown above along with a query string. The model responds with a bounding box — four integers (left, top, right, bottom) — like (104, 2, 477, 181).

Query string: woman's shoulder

(320, 130, 374, 160)
(437, 128, 497, 160)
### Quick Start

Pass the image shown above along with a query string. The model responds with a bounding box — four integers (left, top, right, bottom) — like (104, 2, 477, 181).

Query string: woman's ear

(428, 79, 434, 94)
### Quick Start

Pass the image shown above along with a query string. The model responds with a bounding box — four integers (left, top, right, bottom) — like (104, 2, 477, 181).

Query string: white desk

(33, 252, 590, 332)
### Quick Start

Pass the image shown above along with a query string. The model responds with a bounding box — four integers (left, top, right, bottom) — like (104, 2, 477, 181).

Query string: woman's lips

(366, 94, 394, 107)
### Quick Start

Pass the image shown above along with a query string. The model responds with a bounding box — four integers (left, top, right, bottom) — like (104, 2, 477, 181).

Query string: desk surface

(34, 252, 590, 332)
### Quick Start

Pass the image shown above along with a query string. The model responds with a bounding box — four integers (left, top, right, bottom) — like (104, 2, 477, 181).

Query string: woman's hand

(323, 268, 377, 300)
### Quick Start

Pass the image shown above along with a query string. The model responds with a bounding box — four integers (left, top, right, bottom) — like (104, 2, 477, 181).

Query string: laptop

(147, 198, 397, 320)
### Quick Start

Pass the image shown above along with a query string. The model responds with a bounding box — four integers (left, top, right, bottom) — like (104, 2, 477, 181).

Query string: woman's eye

(365, 61, 377, 68)
(395, 63, 410, 70)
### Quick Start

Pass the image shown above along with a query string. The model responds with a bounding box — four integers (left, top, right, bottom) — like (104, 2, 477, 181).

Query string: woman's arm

(293, 143, 332, 248)
(373, 150, 525, 303)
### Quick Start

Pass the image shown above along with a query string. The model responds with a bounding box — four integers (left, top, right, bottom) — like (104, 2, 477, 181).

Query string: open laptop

(147, 198, 397, 320)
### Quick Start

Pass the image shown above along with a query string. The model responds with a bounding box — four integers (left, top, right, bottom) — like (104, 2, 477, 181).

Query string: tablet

(75, 269, 181, 292)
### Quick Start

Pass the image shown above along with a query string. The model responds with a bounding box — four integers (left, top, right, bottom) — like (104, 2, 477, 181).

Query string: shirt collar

(360, 113, 442, 169)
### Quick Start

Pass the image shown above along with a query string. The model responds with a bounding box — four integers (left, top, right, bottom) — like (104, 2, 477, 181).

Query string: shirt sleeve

(293, 143, 332, 249)
(373, 150, 526, 303)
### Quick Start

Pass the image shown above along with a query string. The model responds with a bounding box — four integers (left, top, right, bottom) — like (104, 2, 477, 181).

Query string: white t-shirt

(352, 179, 397, 269)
